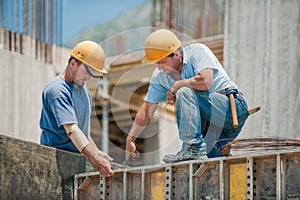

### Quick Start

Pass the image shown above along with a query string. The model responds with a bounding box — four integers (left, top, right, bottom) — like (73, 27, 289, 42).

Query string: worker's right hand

(82, 144, 114, 177)
(125, 137, 140, 161)
(166, 90, 176, 102)
(93, 155, 114, 177)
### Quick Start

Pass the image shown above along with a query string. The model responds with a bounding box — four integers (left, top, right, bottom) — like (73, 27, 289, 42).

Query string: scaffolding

(74, 149, 300, 199)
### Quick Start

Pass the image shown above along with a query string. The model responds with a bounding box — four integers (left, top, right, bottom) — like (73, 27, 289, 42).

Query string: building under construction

(0, 0, 300, 199)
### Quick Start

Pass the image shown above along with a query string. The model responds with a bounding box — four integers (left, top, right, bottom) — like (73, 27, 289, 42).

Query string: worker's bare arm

(81, 139, 114, 177)
(126, 101, 158, 160)
(127, 101, 158, 140)
(170, 68, 213, 93)
(63, 124, 114, 177)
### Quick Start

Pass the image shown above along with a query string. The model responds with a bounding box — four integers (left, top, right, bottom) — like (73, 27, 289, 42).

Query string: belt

(216, 88, 245, 99)
(216, 87, 236, 95)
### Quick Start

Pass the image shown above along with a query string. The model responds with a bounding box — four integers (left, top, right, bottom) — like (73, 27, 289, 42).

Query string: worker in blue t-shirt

(40, 41, 114, 176)
(125, 29, 249, 163)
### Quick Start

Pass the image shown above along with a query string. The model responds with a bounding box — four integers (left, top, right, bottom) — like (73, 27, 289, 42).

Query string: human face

(156, 53, 182, 75)
(156, 57, 175, 75)
(73, 63, 91, 86)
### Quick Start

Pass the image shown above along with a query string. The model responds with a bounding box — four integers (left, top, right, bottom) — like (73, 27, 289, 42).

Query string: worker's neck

(61, 68, 74, 84)
(171, 69, 182, 81)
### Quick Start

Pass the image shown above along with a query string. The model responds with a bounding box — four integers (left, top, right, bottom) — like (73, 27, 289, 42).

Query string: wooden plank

(77, 176, 94, 191)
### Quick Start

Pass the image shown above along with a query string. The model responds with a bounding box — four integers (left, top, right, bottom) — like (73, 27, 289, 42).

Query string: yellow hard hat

(143, 29, 181, 62)
(70, 40, 107, 78)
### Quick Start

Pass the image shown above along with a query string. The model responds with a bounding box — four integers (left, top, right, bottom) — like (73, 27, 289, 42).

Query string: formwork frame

(74, 150, 300, 200)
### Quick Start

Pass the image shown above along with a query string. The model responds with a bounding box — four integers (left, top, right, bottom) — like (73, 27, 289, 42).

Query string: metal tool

(123, 154, 137, 166)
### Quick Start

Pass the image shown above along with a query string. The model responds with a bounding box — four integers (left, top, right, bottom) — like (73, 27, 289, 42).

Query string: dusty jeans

(175, 87, 249, 158)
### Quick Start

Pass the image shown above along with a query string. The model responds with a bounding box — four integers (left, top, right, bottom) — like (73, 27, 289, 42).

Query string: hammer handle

(229, 93, 239, 128)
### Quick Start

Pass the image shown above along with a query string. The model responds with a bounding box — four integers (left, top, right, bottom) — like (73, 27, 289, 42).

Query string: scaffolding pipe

(101, 77, 110, 153)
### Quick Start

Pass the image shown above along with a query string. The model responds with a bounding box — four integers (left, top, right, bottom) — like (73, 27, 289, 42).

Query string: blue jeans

(175, 87, 249, 158)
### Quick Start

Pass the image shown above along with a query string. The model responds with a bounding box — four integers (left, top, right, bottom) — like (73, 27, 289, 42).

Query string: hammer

(225, 89, 239, 128)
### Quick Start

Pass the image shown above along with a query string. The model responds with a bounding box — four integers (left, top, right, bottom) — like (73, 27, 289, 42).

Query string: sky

(62, 0, 148, 44)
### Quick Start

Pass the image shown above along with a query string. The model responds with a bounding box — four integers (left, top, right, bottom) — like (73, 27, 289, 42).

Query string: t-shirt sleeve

(145, 82, 167, 103)
(49, 97, 77, 127)
(145, 69, 176, 103)
(192, 44, 218, 75)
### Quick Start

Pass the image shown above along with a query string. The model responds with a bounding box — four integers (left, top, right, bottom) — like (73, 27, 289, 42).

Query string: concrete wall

(0, 133, 87, 200)
(0, 50, 62, 142)
(224, 0, 300, 138)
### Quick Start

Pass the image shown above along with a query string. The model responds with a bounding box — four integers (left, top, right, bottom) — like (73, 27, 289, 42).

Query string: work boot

(163, 143, 207, 163)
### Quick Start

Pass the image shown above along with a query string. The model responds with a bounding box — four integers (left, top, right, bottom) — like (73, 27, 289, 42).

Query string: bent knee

(176, 87, 194, 98)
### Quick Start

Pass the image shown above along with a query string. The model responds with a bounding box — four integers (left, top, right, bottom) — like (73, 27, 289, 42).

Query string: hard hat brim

(141, 56, 157, 64)
(83, 63, 107, 78)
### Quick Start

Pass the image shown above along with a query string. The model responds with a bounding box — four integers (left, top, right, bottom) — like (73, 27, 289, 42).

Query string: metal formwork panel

(193, 162, 221, 199)
(74, 150, 300, 200)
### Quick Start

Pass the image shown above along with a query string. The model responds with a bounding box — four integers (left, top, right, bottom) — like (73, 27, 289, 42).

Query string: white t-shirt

(146, 43, 237, 103)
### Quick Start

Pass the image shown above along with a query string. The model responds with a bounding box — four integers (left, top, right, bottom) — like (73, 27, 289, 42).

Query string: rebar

(222, 137, 300, 156)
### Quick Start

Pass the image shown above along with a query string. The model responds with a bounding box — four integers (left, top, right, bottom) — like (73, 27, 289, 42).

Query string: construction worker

(40, 40, 114, 176)
(125, 29, 249, 163)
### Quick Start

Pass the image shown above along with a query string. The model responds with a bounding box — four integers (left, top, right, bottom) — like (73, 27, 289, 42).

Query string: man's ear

(174, 49, 181, 57)
(69, 58, 77, 69)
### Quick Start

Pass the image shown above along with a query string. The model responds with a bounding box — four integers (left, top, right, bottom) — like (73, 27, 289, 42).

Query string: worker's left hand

(125, 137, 140, 162)
(166, 90, 176, 102)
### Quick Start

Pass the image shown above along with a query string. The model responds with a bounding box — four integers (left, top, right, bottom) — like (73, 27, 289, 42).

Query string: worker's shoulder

(43, 76, 72, 97)
(185, 42, 210, 51)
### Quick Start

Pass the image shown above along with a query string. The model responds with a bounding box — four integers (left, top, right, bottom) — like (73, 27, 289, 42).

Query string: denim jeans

(175, 87, 249, 158)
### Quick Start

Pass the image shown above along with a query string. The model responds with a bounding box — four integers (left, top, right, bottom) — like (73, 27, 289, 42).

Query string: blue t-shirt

(39, 76, 92, 153)
(146, 43, 237, 103)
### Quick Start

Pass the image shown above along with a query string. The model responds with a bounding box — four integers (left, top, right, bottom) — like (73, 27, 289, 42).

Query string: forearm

(188, 76, 212, 90)
(171, 68, 213, 91)
(127, 121, 146, 142)
(64, 123, 89, 152)
(173, 76, 211, 91)
(63, 124, 114, 176)
(127, 102, 157, 142)
(81, 142, 100, 164)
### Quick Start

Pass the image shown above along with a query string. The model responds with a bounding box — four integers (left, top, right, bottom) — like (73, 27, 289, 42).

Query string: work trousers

(175, 87, 249, 158)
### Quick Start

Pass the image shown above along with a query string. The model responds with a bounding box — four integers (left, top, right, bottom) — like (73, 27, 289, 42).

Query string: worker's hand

(93, 156, 114, 177)
(166, 90, 176, 102)
(82, 144, 114, 177)
(125, 137, 140, 161)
